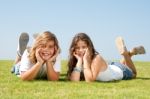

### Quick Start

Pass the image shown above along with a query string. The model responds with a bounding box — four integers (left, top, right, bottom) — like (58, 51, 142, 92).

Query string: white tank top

(96, 65, 123, 81)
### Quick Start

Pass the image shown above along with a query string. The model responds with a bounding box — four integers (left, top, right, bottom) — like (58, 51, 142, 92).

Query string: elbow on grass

(20, 75, 33, 81)
(85, 78, 95, 82)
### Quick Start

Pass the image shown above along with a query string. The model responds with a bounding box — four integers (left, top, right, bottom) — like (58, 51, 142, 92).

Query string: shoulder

(91, 54, 101, 65)
(91, 53, 106, 67)
(93, 54, 103, 61)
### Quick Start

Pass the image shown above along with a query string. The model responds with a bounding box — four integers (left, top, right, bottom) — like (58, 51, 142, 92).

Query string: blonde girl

(12, 31, 61, 81)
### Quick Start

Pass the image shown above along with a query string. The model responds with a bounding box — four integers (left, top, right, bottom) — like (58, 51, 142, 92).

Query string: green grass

(0, 60, 150, 99)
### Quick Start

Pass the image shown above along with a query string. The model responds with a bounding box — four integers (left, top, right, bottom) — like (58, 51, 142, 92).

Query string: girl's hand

(73, 52, 83, 61)
(36, 47, 44, 64)
(47, 47, 60, 63)
(73, 51, 83, 68)
(83, 48, 91, 63)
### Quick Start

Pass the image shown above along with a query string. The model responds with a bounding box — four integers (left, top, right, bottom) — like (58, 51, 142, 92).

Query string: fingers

(56, 47, 61, 55)
(73, 52, 76, 56)
(54, 46, 60, 55)
(73, 52, 83, 61)
(36, 48, 44, 63)
(35, 47, 41, 57)
(84, 48, 89, 56)
(83, 48, 91, 61)
(53, 47, 60, 58)
(73, 52, 78, 58)
(49, 47, 60, 62)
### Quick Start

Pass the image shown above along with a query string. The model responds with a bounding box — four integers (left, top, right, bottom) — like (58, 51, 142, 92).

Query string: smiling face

(38, 40, 55, 61)
(74, 40, 88, 57)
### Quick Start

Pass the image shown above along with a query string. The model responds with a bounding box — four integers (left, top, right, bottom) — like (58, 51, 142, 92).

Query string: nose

(42, 46, 49, 51)
(78, 48, 84, 52)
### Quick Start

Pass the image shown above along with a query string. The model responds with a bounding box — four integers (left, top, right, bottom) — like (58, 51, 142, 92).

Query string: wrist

(36, 61, 43, 66)
(76, 61, 83, 68)
(83, 67, 90, 70)
(78, 58, 82, 62)
(83, 64, 90, 69)
(46, 61, 54, 66)
(73, 66, 82, 72)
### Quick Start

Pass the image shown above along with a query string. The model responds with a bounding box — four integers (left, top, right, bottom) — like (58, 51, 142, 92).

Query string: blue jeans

(12, 62, 20, 75)
(110, 62, 133, 80)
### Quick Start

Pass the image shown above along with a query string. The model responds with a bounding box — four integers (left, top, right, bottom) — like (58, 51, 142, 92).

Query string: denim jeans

(110, 62, 133, 80)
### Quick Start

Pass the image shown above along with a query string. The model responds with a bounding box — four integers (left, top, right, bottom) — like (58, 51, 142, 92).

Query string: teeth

(43, 53, 49, 56)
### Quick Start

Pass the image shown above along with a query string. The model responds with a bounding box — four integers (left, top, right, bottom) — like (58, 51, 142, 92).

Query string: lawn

(0, 60, 150, 99)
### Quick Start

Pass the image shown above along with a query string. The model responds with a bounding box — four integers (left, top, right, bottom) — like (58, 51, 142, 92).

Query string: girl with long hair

(67, 33, 145, 82)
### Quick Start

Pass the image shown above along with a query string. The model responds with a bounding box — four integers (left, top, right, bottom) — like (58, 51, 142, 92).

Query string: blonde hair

(28, 31, 60, 64)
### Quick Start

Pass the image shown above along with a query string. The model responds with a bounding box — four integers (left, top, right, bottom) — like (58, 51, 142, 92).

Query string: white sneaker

(17, 32, 29, 56)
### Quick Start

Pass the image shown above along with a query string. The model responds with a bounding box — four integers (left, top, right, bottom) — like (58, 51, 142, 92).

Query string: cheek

(50, 48, 55, 54)
(80, 49, 86, 53)
(75, 51, 85, 56)
(75, 50, 79, 55)
(38, 49, 42, 54)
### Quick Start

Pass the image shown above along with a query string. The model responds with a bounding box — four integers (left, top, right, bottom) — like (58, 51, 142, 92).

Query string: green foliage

(0, 60, 150, 99)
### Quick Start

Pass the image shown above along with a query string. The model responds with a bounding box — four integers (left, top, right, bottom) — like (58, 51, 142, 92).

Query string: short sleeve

(53, 54, 61, 72)
(19, 49, 33, 73)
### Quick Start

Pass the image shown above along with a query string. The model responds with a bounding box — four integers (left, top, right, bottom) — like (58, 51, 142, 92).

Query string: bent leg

(11, 32, 29, 73)
(17, 32, 29, 56)
(116, 37, 137, 78)
(122, 52, 137, 78)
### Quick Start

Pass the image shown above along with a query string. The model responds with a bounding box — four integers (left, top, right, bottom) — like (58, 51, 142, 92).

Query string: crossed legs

(115, 37, 146, 78)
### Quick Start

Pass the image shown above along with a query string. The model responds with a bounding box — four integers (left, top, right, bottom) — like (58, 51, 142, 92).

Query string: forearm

(46, 62, 60, 81)
(70, 70, 81, 81)
(20, 62, 42, 81)
(70, 59, 82, 81)
(83, 61, 94, 82)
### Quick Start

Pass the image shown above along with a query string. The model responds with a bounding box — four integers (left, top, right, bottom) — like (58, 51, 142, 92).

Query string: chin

(42, 56, 51, 61)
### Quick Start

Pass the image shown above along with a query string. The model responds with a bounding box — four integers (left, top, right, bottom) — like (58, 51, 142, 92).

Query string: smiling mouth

(41, 52, 51, 56)
(78, 53, 84, 56)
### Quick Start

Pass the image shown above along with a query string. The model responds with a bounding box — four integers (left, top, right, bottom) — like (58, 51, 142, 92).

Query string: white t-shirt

(19, 49, 61, 78)
(96, 65, 123, 81)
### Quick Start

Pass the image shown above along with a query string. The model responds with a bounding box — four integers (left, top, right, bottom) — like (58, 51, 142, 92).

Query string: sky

(0, 0, 149, 61)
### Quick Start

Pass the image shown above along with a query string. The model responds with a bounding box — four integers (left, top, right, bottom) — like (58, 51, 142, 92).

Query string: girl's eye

(83, 46, 87, 49)
(49, 45, 54, 49)
(40, 45, 45, 48)
(75, 47, 79, 50)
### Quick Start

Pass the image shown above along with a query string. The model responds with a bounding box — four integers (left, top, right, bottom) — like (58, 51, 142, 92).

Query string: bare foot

(115, 37, 128, 55)
(18, 32, 29, 56)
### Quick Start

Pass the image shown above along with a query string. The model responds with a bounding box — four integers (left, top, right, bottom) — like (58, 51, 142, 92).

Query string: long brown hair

(67, 33, 97, 80)
(28, 31, 60, 64)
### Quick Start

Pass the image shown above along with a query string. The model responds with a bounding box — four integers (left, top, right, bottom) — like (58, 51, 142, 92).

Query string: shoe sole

(131, 46, 146, 55)
(11, 65, 15, 73)
(18, 33, 29, 56)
